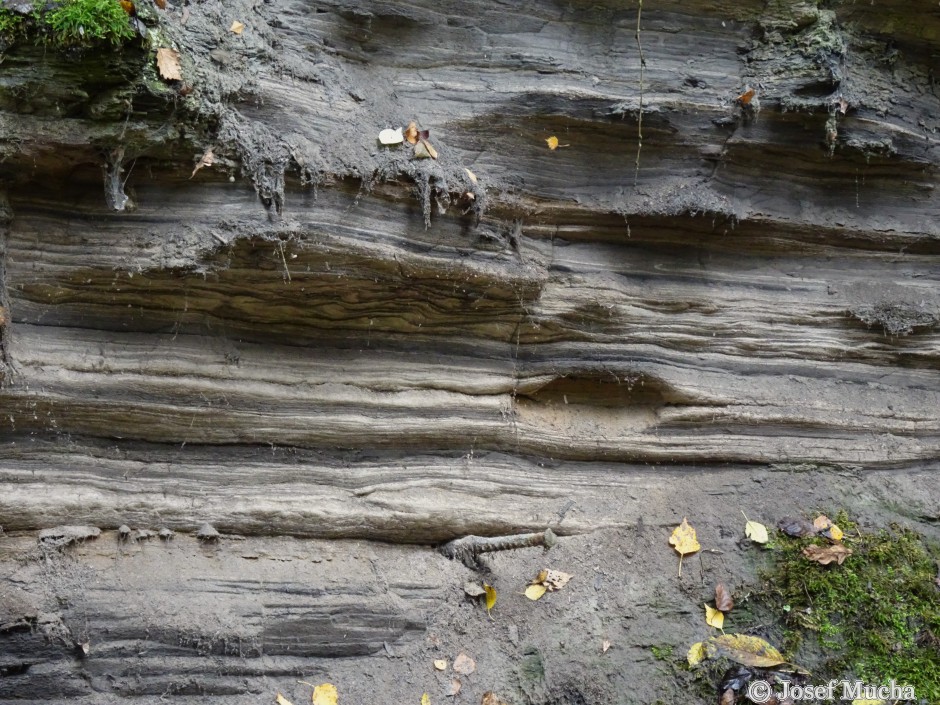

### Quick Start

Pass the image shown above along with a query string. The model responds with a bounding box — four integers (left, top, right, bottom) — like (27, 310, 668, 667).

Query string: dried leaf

(414, 139, 438, 159)
(483, 583, 497, 613)
(778, 516, 817, 538)
(433, 659, 447, 671)
(737, 87, 756, 105)
(481, 693, 508, 705)
(601, 640, 611, 653)
(687, 641, 706, 667)
(464, 168, 478, 184)
(813, 515, 833, 531)
(404, 121, 419, 145)
(802, 543, 852, 566)
(742, 511, 769, 544)
(715, 583, 734, 612)
(421, 694, 431, 705)
(836, 96, 849, 114)
(824, 524, 844, 542)
(669, 517, 700, 576)
(154, 0, 166, 9)
(156, 47, 182, 81)
(533, 569, 548, 584)
(120, 0, 134, 14)
(814, 515, 844, 541)
(379, 127, 404, 145)
(230, 20, 245, 34)
(464, 582, 485, 598)
(448, 679, 461, 697)
(275, 693, 294, 705)
(190, 147, 215, 178)
(719, 687, 736, 705)
(542, 569, 572, 591)
(524, 584, 548, 601)
(703, 633, 787, 668)
(545, 136, 559, 150)
(0, 306, 6, 326)
(705, 604, 725, 629)
(452, 652, 475, 676)
(312, 683, 338, 705)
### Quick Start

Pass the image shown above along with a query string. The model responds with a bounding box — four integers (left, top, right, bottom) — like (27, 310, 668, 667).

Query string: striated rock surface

(0, 0, 938, 703)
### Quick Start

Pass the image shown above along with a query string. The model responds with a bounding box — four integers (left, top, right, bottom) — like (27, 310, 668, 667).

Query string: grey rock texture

(0, 0, 938, 703)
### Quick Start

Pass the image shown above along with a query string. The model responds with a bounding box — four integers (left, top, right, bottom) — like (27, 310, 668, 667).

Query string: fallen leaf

(737, 87, 756, 105)
(312, 683, 338, 705)
(464, 583, 486, 598)
(156, 47, 182, 82)
(404, 121, 419, 145)
(230, 20, 245, 34)
(601, 640, 611, 653)
(813, 515, 833, 531)
(414, 139, 438, 159)
(275, 693, 294, 705)
(545, 136, 559, 150)
(452, 652, 475, 676)
(719, 687, 736, 705)
(836, 96, 849, 114)
(702, 634, 787, 668)
(0, 306, 6, 326)
(433, 659, 447, 671)
(120, 0, 134, 14)
(687, 641, 706, 667)
(524, 584, 548, 601)
(154, 0, 166, 8)
(802, 543, 852, 566)
(481, 693, 508, 705)
(669, 517, 701, 576)
(851, 700, 886, 705)
(448, 679, 461, 696)
(715, 583, 734, 612)
(742, 511, 769, 544)
(778, 516, 817, 538)
(814, 515, 844, 541)
(464, 168, 477, 184)
(705, 604, 725, 629)
(824, 524, 844, 542)
(483, 583, 497, 613)
(190, 147, 215, 178)
(379, 127, 404, 145)
(421, 694, 431, 705)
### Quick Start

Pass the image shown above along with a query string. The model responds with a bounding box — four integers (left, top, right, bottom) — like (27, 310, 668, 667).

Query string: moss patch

(758, 511, 940, 700)
(0, 0, 134, 49)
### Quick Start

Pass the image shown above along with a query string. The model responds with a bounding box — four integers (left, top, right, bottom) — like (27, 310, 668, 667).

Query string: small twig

(440, 528, 558, 570)
(278, 240, 291, 283)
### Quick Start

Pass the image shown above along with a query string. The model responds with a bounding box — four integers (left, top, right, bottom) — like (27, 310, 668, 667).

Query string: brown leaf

(413, 138, 438, 160)
(836, 96, 848, 114)
(156, 48, 182, 82)
(0, 306, 6, 326)
(481, 693, 509, 705)
(719, 687, 736, 705)
(190, 147, 215, 178)
(154, 0, 166, 8)
(802, 543, 852, 566)
(452, 652, 475, 676)
(448, 679, 461, 697)
(778, 516, 817, 538)
(120, 0, 135, 14)
(737, 87, 756, 105)
(404, 121, 419, 145)
(715, 583, 734, 612)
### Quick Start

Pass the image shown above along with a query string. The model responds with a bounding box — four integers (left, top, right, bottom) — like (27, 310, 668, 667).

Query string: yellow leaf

(669, 517, 701, 576)
(704, 604, 724, 629)
(433, 659, 447, 671)
(742, 511, 769, 544)
(851, 700, 886, 705)
(312, 683, 338, 705)
(156, 47, 182, 81)
(275, 694, 294, 705)
(532, 569, 548, 584)
(483, 583, 497, 612)
(524, 584, 547, 600)
(545, 136, 559, 150)
(687, 641, 706, 667)
(421, 694, 430, 705)
(703, 634, 787, 668)
(230, 20, 245, 34)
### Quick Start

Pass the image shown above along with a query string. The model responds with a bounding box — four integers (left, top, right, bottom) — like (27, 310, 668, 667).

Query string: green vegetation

(760, 511, 940, 700)
(650, 644, 675, 662)
(0, 0, 134, 48)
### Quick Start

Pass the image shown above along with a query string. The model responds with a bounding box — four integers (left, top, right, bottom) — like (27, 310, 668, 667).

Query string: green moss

(0, 0, 134, 48)
(759, 511, 940, 700)
(651, 644, 675, 661)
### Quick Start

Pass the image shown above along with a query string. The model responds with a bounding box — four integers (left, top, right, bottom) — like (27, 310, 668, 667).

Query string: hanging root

(634, 0, 645, 189)
(440, 528, 558, 570)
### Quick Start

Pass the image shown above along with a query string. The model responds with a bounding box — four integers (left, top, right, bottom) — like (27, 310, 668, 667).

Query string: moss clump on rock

(0, 0, 134, 48)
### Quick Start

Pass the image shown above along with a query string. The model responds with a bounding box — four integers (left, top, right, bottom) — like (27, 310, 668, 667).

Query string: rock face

(0, 1, 938, 703)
